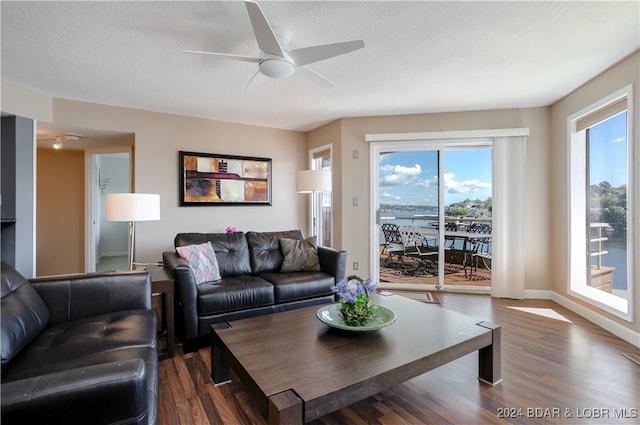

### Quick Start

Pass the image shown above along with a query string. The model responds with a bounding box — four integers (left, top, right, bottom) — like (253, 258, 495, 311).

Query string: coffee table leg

(477, 321, 502, 385)
(211, 323, 231, 385)
(268, 389, 303, 425)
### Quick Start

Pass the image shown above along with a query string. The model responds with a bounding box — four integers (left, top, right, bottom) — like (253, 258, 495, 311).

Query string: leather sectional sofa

(0, 262, 158, 425)
(163, 229, 347, 351)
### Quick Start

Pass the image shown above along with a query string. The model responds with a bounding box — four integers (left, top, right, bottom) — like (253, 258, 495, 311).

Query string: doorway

(310, 145, 333, 246)
(87, 150, 132, 272)
(35, 126, 134, 276)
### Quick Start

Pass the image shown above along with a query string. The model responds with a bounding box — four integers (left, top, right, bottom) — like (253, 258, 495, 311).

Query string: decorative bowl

(316, 303, 396, 332)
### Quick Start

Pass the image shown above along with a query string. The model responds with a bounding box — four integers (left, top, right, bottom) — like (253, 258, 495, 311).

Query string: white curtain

(491, 136, 527, 298)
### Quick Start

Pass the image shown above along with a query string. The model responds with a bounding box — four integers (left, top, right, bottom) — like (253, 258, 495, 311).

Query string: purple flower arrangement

(331, 275, 377, 326)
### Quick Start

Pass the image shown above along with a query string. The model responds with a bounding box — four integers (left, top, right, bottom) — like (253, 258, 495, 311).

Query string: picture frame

(179, 151, 272, 206)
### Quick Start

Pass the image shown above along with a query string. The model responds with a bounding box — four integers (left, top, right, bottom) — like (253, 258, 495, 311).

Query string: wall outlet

(352, 197, 358, 206)
(353, 261, 359, 270)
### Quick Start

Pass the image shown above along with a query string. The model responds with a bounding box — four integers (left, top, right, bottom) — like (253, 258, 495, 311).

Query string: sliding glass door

(374, 139, 492, 291)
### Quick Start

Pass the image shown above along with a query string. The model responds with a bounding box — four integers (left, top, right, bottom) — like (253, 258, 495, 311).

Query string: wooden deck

(379, 254, 491, 287)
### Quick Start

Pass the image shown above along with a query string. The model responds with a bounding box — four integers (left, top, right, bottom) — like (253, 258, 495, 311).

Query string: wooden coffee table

(211, 293, 501, 424)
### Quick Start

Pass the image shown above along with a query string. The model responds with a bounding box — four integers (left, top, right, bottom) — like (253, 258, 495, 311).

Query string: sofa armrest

(162, 251, 199, 342)
(318, 246, 347, 281)
(1, 359, 149, 425)
(30, 271, 152, 325)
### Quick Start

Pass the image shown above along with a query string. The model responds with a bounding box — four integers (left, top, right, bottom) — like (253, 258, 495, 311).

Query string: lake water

(597, 233, 628, 290)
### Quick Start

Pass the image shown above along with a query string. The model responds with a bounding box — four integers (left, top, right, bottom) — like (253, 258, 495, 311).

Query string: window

(568, 85, 634, 320)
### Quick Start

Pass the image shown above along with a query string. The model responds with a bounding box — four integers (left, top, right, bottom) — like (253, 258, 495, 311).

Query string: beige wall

(50, 98, 308, 264)
(36, 148, 85, 275)
(2, 87, 309, 268)
(550, 51, 639, 333)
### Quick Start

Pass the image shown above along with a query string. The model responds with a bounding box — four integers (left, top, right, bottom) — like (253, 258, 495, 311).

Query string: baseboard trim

(100, 251, 128, 257)
(523, 289, 553, 299)
(526, 289, 639, 348)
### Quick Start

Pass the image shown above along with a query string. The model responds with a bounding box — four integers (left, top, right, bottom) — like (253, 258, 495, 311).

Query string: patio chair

(380, 223, 406, 266)
(444, 221, 459, 250)
(398, 225, 438, 276)
(466, 223, 492, 276)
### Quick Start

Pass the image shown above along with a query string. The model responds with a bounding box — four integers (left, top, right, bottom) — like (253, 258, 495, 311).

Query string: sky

(589, 111, 627, 188)
(378, 111, 627, 208)
(379, 148, 492, 207)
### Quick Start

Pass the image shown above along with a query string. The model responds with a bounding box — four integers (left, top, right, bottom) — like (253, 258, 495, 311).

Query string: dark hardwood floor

(158, 293, 639, 424)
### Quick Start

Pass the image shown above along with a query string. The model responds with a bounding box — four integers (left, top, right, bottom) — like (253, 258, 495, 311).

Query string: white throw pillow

(176, 241, 222, 284)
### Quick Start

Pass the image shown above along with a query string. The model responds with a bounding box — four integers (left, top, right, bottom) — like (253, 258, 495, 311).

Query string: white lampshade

(296, 170, 332, 193)
(105, 193, 160, 222)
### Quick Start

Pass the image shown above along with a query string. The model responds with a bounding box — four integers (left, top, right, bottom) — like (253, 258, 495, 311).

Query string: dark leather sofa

(0, 262, 158, 425)
(163, 230, 347, 351)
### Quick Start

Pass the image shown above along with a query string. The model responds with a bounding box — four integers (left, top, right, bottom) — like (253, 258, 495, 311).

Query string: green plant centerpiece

(331, 275, 377, 327)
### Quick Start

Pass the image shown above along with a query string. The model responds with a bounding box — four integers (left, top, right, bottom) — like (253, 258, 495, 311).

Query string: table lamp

(105, 193, 160, 270)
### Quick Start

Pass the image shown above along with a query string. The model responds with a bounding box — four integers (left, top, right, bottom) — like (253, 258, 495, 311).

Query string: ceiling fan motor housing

(259, 54, 295, 79)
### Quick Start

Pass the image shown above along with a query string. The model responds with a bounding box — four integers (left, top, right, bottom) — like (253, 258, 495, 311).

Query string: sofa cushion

(260, 271, 334, 304)
(1, 262, 50, 370)
(280, 236, 321, 272)
(246, 230, 303, 274)
(197, 275, 275, 315)
(3, 309, 157, 382)
(175, 232, 252, 277)
(1, 358, 150, 425)
(176, 241, 222, 284)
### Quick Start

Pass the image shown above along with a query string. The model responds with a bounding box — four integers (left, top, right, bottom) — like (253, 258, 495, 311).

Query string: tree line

(591, 181, 627, 232)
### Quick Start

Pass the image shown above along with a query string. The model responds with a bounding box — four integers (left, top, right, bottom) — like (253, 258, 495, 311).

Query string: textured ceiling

(2, 1, 639, 132)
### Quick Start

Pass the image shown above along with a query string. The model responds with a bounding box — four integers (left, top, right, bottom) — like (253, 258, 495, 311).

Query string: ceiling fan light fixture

(38, 133, 84, 150)
(259, 58, 295, 79)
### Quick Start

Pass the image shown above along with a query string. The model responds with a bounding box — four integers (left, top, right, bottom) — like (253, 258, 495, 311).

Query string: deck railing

(590, 222, 610, 270)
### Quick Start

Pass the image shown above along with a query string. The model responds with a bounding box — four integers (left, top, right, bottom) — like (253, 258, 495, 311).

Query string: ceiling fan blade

(182, 50, 260, 63)
(289, 40, 365, 66)
(244, 70, 268, 90)
(245, 1, 284, 56)
(298, 66, 335, 88)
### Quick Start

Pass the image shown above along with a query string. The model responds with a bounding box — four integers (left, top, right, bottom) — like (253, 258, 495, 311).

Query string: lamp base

(127, 221, 135, 271)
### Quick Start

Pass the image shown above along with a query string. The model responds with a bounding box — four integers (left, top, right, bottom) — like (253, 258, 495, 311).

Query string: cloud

(380, 163, 422, 186)
(379, 190, 403, 202)
(610, 137, 625, 144)
(416, 175, 438, 188)
(444, 173, 491, 194)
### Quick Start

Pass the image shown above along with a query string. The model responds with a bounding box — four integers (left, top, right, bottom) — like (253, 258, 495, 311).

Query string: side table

(145, 265, 176, 359)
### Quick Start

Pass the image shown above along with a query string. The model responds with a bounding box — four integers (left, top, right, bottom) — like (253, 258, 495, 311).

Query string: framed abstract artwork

(179, 151, 272, 206)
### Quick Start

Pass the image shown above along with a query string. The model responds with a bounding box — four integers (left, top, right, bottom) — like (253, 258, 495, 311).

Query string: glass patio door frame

(368, 128, 528, 299)
(370, 137, 492, 291)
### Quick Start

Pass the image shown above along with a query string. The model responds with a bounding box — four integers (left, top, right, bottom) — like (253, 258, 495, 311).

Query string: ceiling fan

(183, 0, 365, 89)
